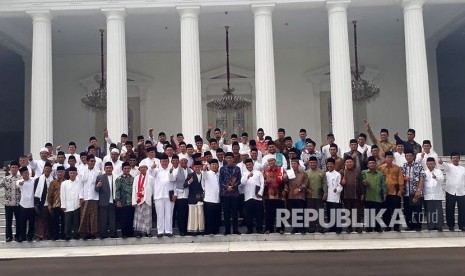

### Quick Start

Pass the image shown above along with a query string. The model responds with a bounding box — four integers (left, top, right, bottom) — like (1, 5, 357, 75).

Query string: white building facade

(0, 0, 464, 156)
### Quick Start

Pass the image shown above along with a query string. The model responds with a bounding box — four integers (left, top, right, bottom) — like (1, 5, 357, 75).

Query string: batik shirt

(115, 174, 134, 206)
(402, 162, 426, 196)
(0, 173, 22, 206)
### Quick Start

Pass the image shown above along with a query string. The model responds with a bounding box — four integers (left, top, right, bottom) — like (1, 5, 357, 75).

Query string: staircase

(0, 157, 463, 242)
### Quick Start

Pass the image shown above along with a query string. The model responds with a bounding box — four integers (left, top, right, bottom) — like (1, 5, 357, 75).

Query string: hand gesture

(292, 188, 300, 197)
(151, 163, 157, 170)
(18, 180, 24, 186)
(341, 177, 346, 185)
(203, 164, 208, 171)
(394, 131, 399, 137)
(188, 177, 193, 185)
(363, 119, 370, 129)
(438, 158, 443, 165)
(169, 167, 174, 174)
(421, 152, 425, 158)
(333, 188, 337, 193)
(148, 128, 154, 136)
(27, 153, 33, 161)
(248, 172, 253, 179)
(56, 145, 62, 151)
(97, 180, 103, 188)
(208, 124, 212, 130)
(103, 129, 108, 138)
(432, 173, 436, 179)
(170, 134, 174, 140)
(227, 186, 233, 192)
(222, 131, 227, 137)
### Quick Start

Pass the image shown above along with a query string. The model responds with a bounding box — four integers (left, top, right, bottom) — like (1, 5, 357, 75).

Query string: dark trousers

(403, 196, 423, 230)
(365, 201, 382, 232)
(221, 196, 239, 233)
(307, 198, 324, 232)
(64, 208, 81, 239)
(425, 200, 444, 230)
(204, 201, 221, 235)
(244, 199, 264, 233)
(238, 193, 245, 224)
(326, 202, 342, 232)
(344, 198, 363, 230)
(5, 206, 20, 240)
(50, 207, 65, 240)
(287, 199, 305, 233)
(118, 205, 135, 237)
(19, 207, 35, 241)
(175, 198, 189, 235)
(265, 199, 285, 233)
(383, 195, 402, 231)
(99, 203, 116, 237)
(445, 192, 465, 229)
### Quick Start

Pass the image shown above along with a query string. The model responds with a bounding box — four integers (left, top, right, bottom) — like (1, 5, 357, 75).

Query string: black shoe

(147, 233, 153, 238)
(246, 231, 253, 234)
(437, 228, 443, 232)
(233, 231, 241, 235)
(17, 238, 23, 243)
(300, 231, 306, 235)
(449, 226, 454, 232)
(122, 235, 128, 239)
(461, 227, 465, 232)
(27, 238, 33, 242)
(179, 233, 186, 237)
(110, 235, 118, 239)
(5, 237, 13, 242)
(223, 231, 230, 236)
(279, 230, 284, 235)
(165, 233, 173, 237)
(336, 230, 342, 235)
(414, 228, 422, 232)
(156, 234, 163, 238)
(65, 237, 71, 241)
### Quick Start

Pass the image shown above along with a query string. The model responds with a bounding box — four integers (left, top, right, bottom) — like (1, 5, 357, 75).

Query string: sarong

(35, 206, 51, 240)
(133, 203, 152, 234)
(78, 200, 99, 236)
(187, 203, 205, 233)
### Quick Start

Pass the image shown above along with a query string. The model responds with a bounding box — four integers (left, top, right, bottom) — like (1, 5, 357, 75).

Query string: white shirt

(140, 157, 161, 177)
(394, 152, 407, 167)
(325, 170, 343, 203)
(415, 151, 439, 171)
(132, 173, 154, 206)
(240, 169, 264, 201)
(17, 178, 36, 208)
(357, 144, 372, 157)
(106, 174, 115, 204)
(169, 167, 189, 199)
(441, 162, 465, 196)
(152, 167, 174, 200)
(130, 166, 140, 178)
(424, 168, 445, 201)
(236, 162, 248, 174)
(202, 170, 220, 203)
(79, 167, 101, 200)
(60, 179, 83, 212)
(111, 160, 123, 176)
(103, 154, 111, 164)
(95, 157, 103, 172)
(29, 159, 47, 176)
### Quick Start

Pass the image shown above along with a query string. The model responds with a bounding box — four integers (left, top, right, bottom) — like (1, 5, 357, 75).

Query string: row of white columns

(28, 0, 433, 154)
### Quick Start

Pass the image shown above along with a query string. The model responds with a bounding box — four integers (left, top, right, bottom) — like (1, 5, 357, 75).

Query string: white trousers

(154, 198, 174, 234)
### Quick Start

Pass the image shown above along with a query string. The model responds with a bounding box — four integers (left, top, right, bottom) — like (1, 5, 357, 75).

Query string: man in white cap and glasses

(110, 148, 123, 176)
(28, 147, 50, 176)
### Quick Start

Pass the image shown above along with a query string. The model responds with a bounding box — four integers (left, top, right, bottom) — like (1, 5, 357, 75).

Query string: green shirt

(115, 174, 134, 206)
(362, 169, 386, 203)
(305, 169, 328, 199)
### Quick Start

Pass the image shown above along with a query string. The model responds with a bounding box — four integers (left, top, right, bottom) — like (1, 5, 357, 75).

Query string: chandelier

(207, 26, 251, 111)
(81, 29, 107, 111)
(351, 21, 380, 102)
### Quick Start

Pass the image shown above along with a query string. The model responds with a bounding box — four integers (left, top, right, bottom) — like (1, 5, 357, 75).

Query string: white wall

(49, 43, 438, 153)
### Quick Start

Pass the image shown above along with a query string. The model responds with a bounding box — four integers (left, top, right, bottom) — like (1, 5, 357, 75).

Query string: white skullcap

(239, 149, 249, 156)
(111, 148, 120, 154)
(40, 147, 48, 153)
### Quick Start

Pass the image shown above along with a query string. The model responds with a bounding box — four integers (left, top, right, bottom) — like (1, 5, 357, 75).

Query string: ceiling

(0, 3, 464, 56)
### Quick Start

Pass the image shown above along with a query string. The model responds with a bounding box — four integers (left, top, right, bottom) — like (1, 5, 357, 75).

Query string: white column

(327, 1, 354, 151)
(403, 0, 433, 144)
(253, 4, 277, 137)
(27, 11, 53, 155)
(102, 8, 128, 139)
(178, 6, 202, 143)
(22, 56, 32, 153)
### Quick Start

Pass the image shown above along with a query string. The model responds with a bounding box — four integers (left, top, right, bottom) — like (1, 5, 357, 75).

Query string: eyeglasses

(89, 160, 96, 163)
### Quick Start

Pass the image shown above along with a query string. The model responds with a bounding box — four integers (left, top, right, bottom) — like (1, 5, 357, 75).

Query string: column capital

(176, 5, 200, 18)
(26, 10, 52, 22)
(252, 3, 275, 16)
(402, 0, 424, 11)
(327, 0, 350, 13)
(102, 8, 126, 20)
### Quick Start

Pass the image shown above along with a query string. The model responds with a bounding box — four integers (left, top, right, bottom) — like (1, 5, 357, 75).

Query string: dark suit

(183, 173, 204, 205)
(173, 167, 191, 235)
(95, 174, 116, 238)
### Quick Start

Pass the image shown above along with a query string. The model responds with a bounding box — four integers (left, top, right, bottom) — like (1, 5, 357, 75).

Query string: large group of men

(1, 120, 465, 243)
